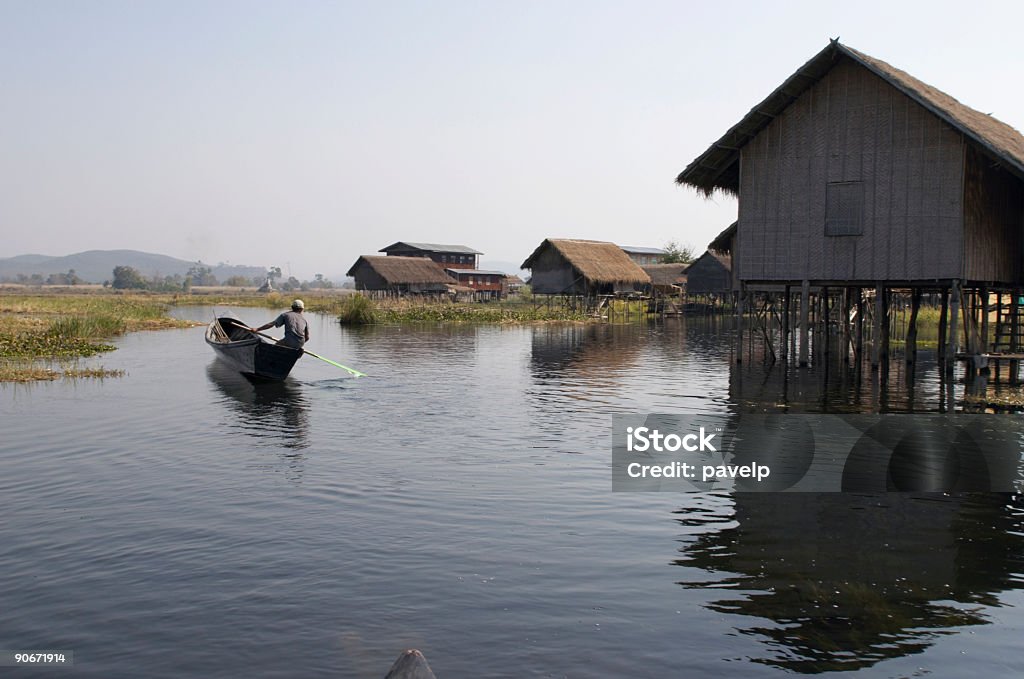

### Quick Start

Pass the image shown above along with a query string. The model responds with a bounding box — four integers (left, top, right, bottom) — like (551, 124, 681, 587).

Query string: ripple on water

(0, 314, 1022, 678)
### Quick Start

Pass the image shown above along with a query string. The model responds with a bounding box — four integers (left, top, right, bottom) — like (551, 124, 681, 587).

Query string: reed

(337, 294, 378, 325)
(364, 299, 588, 324)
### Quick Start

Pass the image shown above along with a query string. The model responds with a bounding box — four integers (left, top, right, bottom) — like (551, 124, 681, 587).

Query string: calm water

(1, 309, 1022, 678)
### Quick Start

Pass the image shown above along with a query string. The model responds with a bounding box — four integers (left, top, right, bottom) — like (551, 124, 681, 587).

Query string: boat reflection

(673, 493, 1024, 672)
(206, 363, 311, 461)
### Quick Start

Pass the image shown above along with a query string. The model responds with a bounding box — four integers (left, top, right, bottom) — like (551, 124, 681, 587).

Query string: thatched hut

(346, 255, 452, 295)
(675, 39, 1024, 369)
(641, 263, 687, 296)
(677, 39, 1024, 288)
(521, 239, 651, 296)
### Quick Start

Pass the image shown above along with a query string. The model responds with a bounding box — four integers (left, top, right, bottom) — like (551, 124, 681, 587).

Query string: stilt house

(521, 239, 651, 296)
(676, 40, 1024, 291)
(346, 256, 452, 295)
(676, 40, 1024, 368)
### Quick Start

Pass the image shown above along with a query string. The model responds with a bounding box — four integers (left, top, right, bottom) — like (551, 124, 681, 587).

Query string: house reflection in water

(672, 493, 1024, 672)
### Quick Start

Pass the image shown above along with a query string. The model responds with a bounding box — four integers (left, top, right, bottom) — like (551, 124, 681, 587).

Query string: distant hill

(0, 250, 266, 284)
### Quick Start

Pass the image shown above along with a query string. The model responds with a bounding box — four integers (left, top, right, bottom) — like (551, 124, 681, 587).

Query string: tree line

(109, 264, 335, 291)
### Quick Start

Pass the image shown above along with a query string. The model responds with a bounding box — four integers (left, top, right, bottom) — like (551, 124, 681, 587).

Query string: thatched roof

(676, 40, 1024, 196)
(685, 251, 732, 273)
(521, 239, 651, 284)
(642, 264, 688, 287)
(346, 255, 452, 284)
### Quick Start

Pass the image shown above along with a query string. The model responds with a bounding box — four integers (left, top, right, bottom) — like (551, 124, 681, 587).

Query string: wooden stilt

(855, 288, 864, 361)
(872, 283, 883, 369)
(938, 288, 949, 366)
(781, 285, 791, 363)
(947, 280, 960, 376)
(880, 285, 890, 367)
(841, 287, 852, 363)
(1011, 288, 1020, 383)
(819, 286, 827, 358)
(906, 288, 921, 365)
(799, 279, 810, 367)
(981, 286, 989, 355)
(735, 288, 744, 364)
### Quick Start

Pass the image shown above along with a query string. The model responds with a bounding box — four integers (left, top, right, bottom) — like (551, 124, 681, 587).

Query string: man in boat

(250, 299, 310, 350)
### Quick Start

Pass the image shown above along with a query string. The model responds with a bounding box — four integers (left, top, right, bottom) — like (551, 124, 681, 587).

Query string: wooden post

(1011, 288, 1020, 383)
(947, 280, 960, 375)
(880, 285, 890, 367)
(906, 288, 921, 365)
(981, 286, 989, 355)
(855, 288, 864, 361)
(841, 287, 851, 363)
(799, 280, 810, 367)
(822, 286, 830, 357)
(938, 288, 949, 365)
(872, 283, 884, 369)
(735, 287, 744, 364)
(781, 285, 791, 363)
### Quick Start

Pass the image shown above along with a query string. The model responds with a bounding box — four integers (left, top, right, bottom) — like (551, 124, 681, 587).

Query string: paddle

(247, 328, 367, 377)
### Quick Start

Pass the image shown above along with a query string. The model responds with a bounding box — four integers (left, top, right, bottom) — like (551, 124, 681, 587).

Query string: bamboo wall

(962, 145, 1024, 283)
(529, 248, 582, 294)
(738, 57, 965, 283)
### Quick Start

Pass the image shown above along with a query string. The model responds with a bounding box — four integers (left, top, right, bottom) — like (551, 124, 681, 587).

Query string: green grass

(352, 298, 590, 324)
(0, 292, 196, 379)
(337, 294, 378, 325)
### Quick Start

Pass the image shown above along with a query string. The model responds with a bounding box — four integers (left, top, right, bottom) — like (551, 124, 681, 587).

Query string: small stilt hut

(346, 255, 452, 296)
(521, 239, 651, 296)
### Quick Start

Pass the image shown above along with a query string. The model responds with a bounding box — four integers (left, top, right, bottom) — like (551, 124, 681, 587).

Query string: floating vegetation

(342, 299, 588, 324)
(337, 294, 378, 325)
(0, 293, 195, 380)
(0, 360, 126, 383)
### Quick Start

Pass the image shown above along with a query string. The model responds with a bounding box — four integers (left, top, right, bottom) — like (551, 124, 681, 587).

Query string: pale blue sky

(3, 1, 1023, 278)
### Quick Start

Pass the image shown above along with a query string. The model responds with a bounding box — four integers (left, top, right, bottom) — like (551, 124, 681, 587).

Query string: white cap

(291, 299, 305, 309)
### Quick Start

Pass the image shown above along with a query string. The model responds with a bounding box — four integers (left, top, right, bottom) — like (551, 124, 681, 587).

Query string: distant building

(378, 242, 482, 270)
(445, 268, 508, 300)
(641, 264, 687, 296)
(620, 246, 667, 266)
(346, 255, 452, 295)
(521, 239, 650, 296)
(505, 275, 525, 294)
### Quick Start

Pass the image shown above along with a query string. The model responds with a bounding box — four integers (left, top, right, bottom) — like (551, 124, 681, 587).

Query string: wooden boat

(205, 316, 302, 380)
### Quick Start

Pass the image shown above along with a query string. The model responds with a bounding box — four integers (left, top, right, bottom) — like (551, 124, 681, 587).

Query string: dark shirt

(273, 311, 308, 349)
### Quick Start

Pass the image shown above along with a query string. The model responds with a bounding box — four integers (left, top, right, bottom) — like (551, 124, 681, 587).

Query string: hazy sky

(3, 1, 1023, 279)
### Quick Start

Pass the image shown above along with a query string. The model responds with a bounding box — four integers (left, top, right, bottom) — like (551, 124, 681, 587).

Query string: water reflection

(206, 364, 311, 478)
(727, 347, 950, 414)
(530, 323, 650, 376)
(673, 493, 1024, 673)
